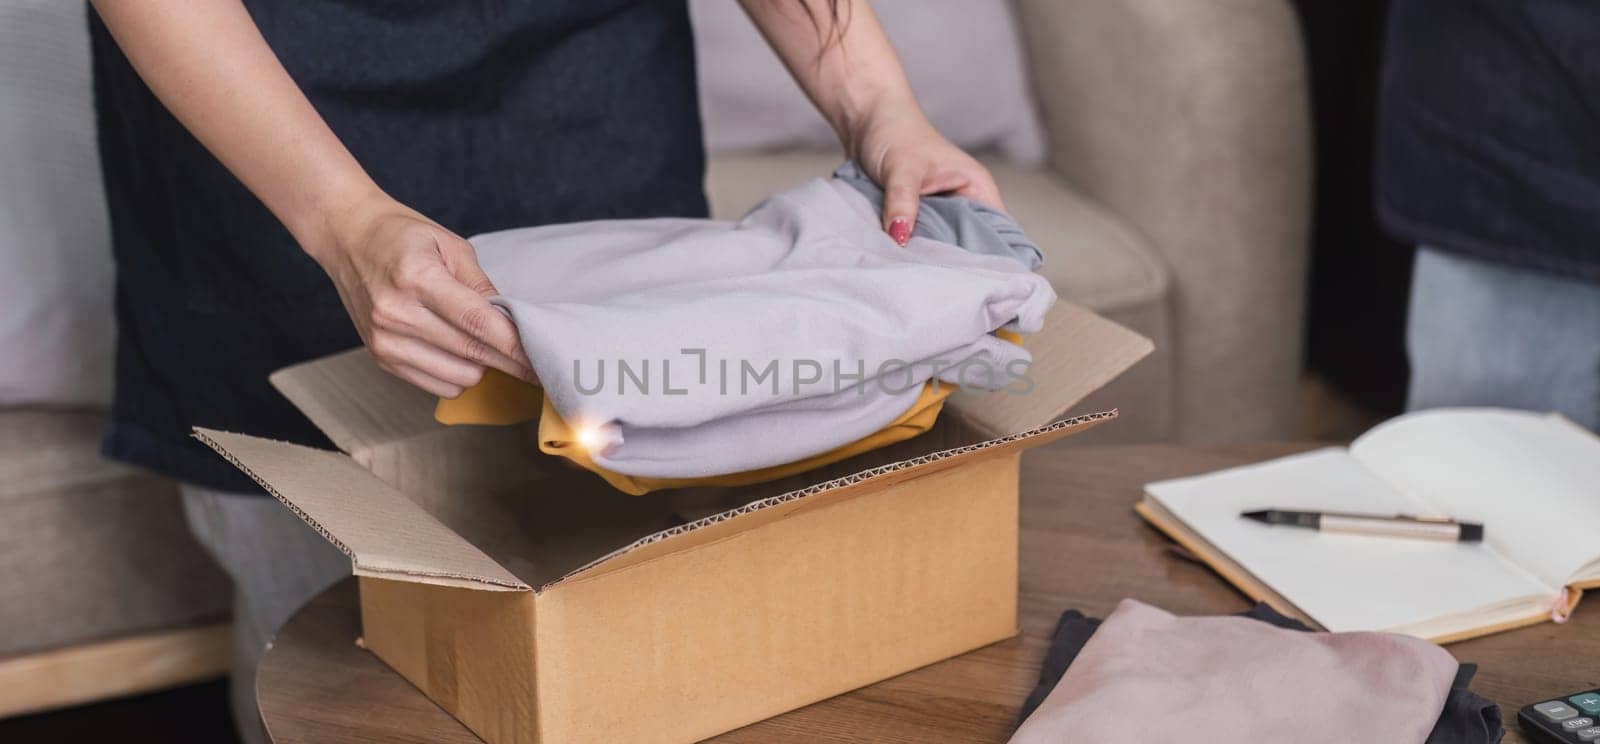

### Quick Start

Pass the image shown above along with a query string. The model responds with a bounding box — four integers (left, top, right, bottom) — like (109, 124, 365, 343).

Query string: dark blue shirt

(90, 1, 708, 491)
(1376, 0, 1600, 281)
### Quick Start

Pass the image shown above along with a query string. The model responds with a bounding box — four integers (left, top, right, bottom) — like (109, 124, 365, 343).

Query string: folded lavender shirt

(1010, 599, 1459, 744)
(471, 176, 1054, 478)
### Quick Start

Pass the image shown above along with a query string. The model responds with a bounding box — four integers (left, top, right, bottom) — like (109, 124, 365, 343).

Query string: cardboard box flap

(269, 349, 442, 460)
(947, 301, 1153, 438)
(546, 409, 1116, 590)
(193, 428, 529, 592)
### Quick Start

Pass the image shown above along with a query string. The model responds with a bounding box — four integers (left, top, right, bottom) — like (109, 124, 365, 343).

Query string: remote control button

(1564, 717, 1596, 731)
(1576, 725, 1600, 742)
(1535, 701, 1581, 721)
(1572, 693, 1600, 715)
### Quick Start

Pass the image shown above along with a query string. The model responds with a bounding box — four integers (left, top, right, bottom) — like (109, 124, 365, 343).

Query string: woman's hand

(847, 104, 1005, 246)
(736, 0, 1003, 246)
(310, 195, 534, 398)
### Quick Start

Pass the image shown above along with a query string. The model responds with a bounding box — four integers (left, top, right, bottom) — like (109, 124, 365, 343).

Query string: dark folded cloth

(1019, 603, 1501, 744)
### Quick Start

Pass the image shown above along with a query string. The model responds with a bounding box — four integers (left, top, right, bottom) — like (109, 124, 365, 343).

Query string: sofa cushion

(705, 151, 1174, 441)
(0, 3, 115, 407)
(0, 410, 231, 657)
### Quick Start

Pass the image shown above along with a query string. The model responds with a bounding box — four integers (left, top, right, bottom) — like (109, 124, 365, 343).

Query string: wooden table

(258, 443, 1599, 743)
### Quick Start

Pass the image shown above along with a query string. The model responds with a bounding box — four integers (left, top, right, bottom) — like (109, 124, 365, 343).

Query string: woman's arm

(739, 0, 1003, 245)
(91, 0, 531, 397)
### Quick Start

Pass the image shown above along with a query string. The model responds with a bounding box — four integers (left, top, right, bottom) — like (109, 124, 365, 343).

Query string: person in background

(1376, 0, 1599, 431)
(88, 1, 1003, 740)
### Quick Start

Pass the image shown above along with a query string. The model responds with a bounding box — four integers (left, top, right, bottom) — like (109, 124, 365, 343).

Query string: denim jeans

(179, 485, 350, 744)
(1406, 248, 1600, 430)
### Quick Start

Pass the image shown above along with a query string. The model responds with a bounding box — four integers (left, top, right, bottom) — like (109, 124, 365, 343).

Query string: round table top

(258, 443, 1588, 743)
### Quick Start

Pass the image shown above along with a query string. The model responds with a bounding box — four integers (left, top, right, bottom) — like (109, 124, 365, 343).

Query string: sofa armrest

(1013, 0, 1312, 442)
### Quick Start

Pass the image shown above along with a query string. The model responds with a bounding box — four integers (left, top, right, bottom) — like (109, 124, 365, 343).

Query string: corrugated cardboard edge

(549, 409, 1118, 589)
(193, 429, 529, 592)
(948, 301, 1154, 437)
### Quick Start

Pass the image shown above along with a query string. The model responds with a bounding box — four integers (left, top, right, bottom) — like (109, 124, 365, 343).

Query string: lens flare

(574, 424, 602, 450)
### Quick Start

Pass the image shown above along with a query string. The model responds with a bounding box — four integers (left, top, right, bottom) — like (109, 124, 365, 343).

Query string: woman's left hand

(847, 106, 1005, 246)
(735, 0, 999, 246)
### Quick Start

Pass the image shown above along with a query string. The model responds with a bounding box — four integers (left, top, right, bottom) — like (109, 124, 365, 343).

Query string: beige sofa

(0, 0, 1310, 719)
(707, 0, 1312, 444)
(0, 3, 234, 720)
(0, 410, 231, 718)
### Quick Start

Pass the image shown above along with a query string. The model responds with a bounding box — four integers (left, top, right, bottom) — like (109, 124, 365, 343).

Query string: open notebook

(1137, 408, 1600, 643)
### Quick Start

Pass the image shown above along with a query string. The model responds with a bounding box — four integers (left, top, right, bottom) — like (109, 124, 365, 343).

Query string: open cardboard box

(196, 300, 1150, 743)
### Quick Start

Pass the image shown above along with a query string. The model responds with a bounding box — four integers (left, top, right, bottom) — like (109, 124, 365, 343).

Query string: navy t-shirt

(90, 1, 709, 491)
(1376, 0, 1600, 281)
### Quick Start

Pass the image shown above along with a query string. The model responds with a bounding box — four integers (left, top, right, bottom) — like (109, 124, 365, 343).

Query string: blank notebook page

(1352, 409, 1600, 590)
(1145, 448, 1552, 633)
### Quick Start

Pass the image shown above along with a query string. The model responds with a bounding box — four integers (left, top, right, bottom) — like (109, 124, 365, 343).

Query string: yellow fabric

(536, 382, 950, 495)
(437, 373, 952, 495)
(435, 368, 544, 426)
(435, 330, 1023, 495)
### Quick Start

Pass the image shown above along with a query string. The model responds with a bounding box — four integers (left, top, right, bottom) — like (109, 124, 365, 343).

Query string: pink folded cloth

(1010, 599, 1458, 744)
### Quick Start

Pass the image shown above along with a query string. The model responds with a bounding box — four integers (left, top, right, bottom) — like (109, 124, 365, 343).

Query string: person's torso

(157, 0, 708, 310)
(90, 0, 710, 486)
(1377, 0, 1600, 279)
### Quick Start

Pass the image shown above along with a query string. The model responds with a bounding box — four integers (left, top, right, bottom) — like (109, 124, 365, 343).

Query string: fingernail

(889, 217, 910, 246)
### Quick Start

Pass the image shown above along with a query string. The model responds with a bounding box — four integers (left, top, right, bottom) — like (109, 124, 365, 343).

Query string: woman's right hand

(88, 2, 532, 398)
(90, 2, 534, 400)
(310, 195, 535, 398)
(90, 0, 531, 396)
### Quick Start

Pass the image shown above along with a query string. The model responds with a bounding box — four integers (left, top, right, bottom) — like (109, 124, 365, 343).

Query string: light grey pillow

(0, 1, 114, 406)
(691, 0, 1047, 164)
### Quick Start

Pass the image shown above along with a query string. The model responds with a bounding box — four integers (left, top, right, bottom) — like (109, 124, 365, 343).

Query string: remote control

(1519, 689, 1600, 743)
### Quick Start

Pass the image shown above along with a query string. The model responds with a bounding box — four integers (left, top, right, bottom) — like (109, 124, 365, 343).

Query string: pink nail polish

(889, 218, 910, 246)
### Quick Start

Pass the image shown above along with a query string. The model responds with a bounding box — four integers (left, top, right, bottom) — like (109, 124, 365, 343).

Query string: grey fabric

(179, 485, 349, 744)
(0, 409, 229, 657)
(1407, 247, 1600, 430)
(832, 160, 1044, 270)
(474, 175, 1053, 479)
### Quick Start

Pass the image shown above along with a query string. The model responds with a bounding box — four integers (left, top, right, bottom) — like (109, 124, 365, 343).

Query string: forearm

(91, 0, 383, 260)
(738, 0, 920, 156)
